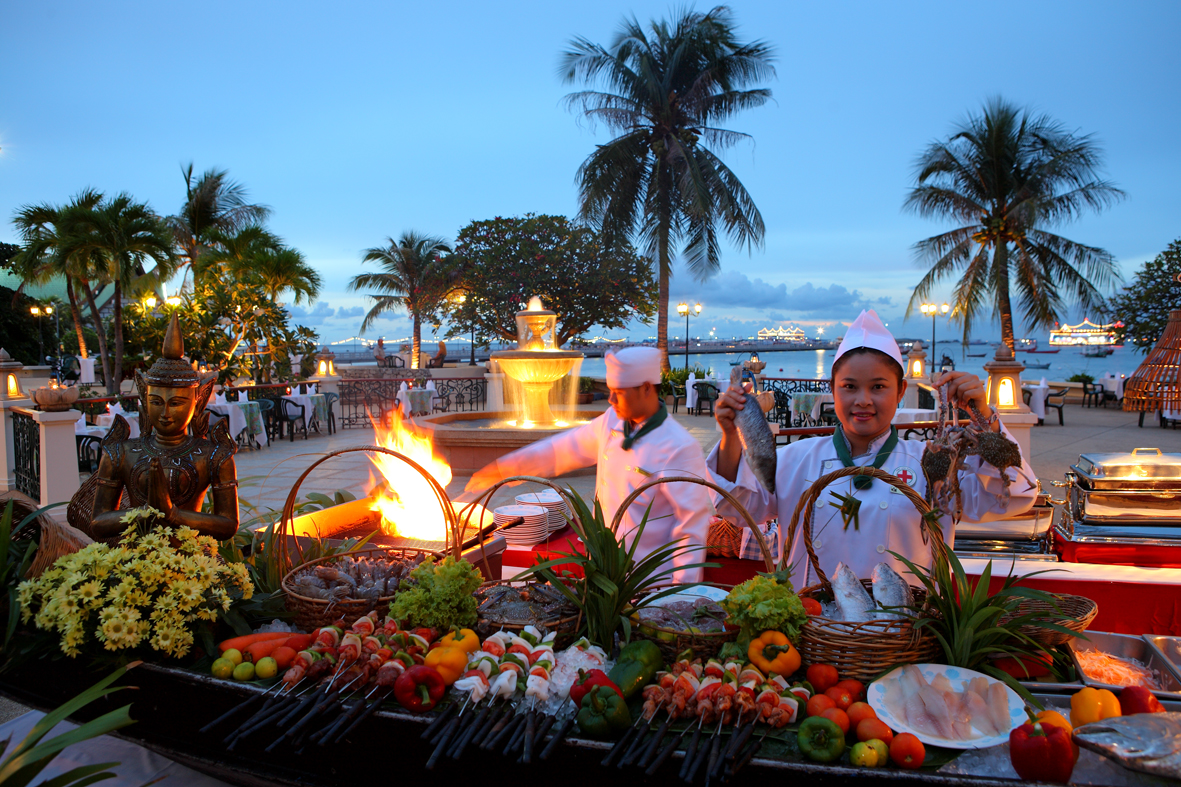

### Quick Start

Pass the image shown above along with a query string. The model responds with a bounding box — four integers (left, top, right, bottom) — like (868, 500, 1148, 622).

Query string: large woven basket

(473, 579, 583, 651)
(1000, 593, 1098, 647)
(786, 466, 943, 682)
(26, 518, 94, 579)
(281, 547, 439, 630)
(611, 476, 775, 662)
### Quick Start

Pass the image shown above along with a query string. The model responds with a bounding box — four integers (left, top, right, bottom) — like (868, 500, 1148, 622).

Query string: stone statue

(68, 315, 239, 542)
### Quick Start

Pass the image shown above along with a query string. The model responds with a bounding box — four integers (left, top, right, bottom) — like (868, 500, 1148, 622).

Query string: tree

(1109, 239, 1181, 353)
(905, 97, 1125, 349)
(562, 6, 773, 371)
(349, 232, 454, 368)
(167, 164, 271, 287)
(447, 214, 657, 346)
(0, 242, 18, 270)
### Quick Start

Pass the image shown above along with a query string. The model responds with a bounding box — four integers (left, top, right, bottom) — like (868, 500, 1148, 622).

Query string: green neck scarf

(622, 402, 668, 451)
(832, 425, 899, 490)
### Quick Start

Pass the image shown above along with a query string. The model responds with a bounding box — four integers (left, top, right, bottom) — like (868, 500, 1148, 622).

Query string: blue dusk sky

(2, 1, 1178, 346)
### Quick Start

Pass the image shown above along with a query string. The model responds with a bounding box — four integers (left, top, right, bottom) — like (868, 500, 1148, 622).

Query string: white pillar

(997, 409, 1039, 464)
(77, 356, 96, 384)
(485, 372, 505, 412)
(0, 397, 33, 493)
(14, 407, 82, 518)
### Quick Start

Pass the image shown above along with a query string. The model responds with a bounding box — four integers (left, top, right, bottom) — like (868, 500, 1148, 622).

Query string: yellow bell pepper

(439, 628, 480, 654)
(1036, 709, 1078, 762)
(747, 631, 801, 677)
(1070, 687, 1121, 728)
(424, 645, 468, 685)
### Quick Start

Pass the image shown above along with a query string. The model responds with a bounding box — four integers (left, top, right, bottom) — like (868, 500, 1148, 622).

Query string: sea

(576, 343, 1147, 383)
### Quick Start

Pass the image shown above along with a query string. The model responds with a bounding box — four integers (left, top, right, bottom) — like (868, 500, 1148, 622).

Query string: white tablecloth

(208, 401, 269, 446)
(95, 413, 140, 438)
(282, 394, 327, 428)
(1023, 383, 1049, 420)
(685, 375, 724, 409)
(1101, 374, 1127, 400)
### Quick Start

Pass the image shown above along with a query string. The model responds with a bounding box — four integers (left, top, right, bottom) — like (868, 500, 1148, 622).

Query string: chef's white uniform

(706, 426, 1037, 588)
(491, 409, 714, 584)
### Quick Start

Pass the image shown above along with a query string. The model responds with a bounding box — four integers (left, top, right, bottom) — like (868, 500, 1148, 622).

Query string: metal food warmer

(953, 490, 1058, 561)
(1052, 447, 1181, 567)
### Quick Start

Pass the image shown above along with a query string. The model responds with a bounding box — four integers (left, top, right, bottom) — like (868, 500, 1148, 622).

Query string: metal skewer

(468, 697, 507, 750)
(480, 702, 517, 750)
(601, 710, 648, 767)
(539, 710, 576, 760)
(724, 727, 771, 781)
(638, 707, 676, 769)
(266, 673, 362, 752)
(678, 713, 706, 780)
(328, 687, 393, 745)
(685, 717, 723, 783)
(425, 695, 471, 770)
(201, 682, 284, 733)
(420, 701, 458, 740)
(646, 716, 702, 777)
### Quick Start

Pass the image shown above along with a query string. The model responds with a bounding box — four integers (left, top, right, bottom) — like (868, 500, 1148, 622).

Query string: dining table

(207, 399, 269, 447)
(1022, 381, 1050, 421)
(282, 393, 328, 432)
(790, 392, 834, 425)
(685, 374, 724, 409)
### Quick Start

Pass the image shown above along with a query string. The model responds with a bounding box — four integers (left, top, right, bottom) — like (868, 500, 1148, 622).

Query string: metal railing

(337, 378, 489, 428)
(773, 421, 947, 445)
(13, 411, 39, 501)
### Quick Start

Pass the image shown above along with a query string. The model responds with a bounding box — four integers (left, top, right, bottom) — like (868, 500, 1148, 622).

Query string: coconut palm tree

(905, 98, 1125, 350)
(562, 6, 774, 371)
(168, 164, 271, 287)
(349, 232, 453, 369)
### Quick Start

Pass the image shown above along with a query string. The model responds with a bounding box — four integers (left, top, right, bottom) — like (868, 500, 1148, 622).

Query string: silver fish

(729, 367, 776, 494)
(831, 562, 875, 622)
(871, 562, 914, 620)
(1074, 712, 1181, 780)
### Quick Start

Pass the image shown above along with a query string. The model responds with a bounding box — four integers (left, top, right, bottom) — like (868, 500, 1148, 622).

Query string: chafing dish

(1068, 630, 1181, 702)
(1144, 635, 1181, 677)
(1067, 448, 1181, 524)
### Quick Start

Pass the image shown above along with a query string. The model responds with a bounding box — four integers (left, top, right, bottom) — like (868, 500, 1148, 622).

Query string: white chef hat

(605, 347, 662, 388)
(834, 309, 904, 371)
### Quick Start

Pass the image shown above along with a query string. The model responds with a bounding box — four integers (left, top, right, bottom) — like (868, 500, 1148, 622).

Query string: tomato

(271, 646, 297, 670)
(801, 597, 823, 616)
(806, 664, 839, 694)
(824, 686, 853, 711)
(846, 702, 877, 727)
(856, 718, 894, 745)
(806, 694, 835, 718)
(836, 678, 865, 701)
(820, 707, 850, 734)
(890, 732, 925, 769)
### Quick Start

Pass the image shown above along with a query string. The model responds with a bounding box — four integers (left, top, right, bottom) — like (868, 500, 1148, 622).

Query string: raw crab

(920, 382, 1024, 524)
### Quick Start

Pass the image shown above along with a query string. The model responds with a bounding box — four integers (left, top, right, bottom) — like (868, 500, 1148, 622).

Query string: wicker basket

(1000, 593, 1098, 647)
(706, 516, 742, 558)
(786, 466, 944, 682)
(26, 518, 94, 579)
(281, 547, 439, 630)
(473, 580, 583, 651)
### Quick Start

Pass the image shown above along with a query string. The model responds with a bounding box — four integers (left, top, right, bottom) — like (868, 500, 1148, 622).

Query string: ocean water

(577, 345, 1148, 383)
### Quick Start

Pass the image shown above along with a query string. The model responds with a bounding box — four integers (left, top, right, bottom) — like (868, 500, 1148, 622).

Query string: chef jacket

(706, 424, 1038, 588)
(490, 409, 714, 584)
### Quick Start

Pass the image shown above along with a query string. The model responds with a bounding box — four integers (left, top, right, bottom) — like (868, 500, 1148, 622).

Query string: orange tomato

(806, 693, 835, 718)
(856, 717, 894, 745)
(801, 597, 823, 616)
(846, 701, 877, 727)
(836, 678, 865, 701)
(806, 664, 840, 694)
(890, 732, 925, 769)
(271, 646, 297, 670)
(825, 686, 854, 710)
(820, 707, 850, 734)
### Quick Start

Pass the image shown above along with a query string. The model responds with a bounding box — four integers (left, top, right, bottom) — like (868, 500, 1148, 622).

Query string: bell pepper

(747, 631, 801, 676)
(1070, 686, 1121, 728)
(1035, 709, 1078, 762)
(607, 639, 663, 699)
(1010, 712, 1075, 784)
(394, 665, 446, 713)
(424, 645, 468, 685)
(576, 684, 632, 739)
(570, 669, 624, 708)
(797, 716, 846, 763)
(439, 627, 480, 654)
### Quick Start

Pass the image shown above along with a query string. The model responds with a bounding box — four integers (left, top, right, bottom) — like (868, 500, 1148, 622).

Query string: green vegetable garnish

(720, 574, 808, 653)
(389, 556, 482, 629)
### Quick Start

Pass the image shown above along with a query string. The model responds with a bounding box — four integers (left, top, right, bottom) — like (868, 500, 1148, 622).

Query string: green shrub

(660, 365, 708, 397)
(1067, 373, 1095, 384)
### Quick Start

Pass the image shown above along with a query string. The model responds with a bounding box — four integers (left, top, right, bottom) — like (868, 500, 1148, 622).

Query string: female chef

(707, 310, 1038, 586)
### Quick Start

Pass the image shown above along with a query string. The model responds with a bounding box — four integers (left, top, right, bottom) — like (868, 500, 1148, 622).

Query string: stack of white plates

(494, 504, 549, 546)
(516, 491, 571, 533)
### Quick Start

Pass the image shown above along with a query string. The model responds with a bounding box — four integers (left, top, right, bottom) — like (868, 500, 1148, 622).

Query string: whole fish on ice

(730, 366, 776, 494)
(1074, 712, 1181, 780)
(831, 562, 876, 622)
(871, 562, 914, 620)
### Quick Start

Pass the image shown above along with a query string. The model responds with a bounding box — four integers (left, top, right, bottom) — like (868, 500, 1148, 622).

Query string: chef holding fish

(707, 309, 1038, 591)
(465, 346, 713, 584)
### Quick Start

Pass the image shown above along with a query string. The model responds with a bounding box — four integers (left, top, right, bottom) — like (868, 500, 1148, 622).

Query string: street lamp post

(676, 301, 703, 372)
(920, 302, 950, 366)
(29, 306, 44, 362)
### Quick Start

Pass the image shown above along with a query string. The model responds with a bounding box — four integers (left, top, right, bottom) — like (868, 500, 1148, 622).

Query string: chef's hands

(932, 371, 998, 430)
(462, 460, 511, 500)
(714, 382, 753, 436)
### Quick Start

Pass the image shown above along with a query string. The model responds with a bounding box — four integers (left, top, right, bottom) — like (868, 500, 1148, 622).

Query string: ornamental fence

(337, 378, 488, 429)
(12, 411, 39, 501)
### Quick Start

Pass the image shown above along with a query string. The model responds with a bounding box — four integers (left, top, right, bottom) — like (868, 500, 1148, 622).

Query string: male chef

(465, 347, 713, 583)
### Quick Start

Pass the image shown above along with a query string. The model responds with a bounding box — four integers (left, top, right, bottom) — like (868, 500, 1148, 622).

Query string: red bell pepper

(569, 669, 624, 708)
(394, 665, 447, 713)
(1009, 716, 1075, 784)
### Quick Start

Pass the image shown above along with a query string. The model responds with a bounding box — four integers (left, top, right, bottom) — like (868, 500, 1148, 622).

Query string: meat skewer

(685, 717, 724, 783)
(420, 702, 457, 741)
(724, 727, 772, 781)
(425, 695, 472, 770)
(646, 715, 704, 777)
(200, 681, 285, 733)
(451, 695, 502, 760)
(265, 672, 363, 752)
(601, 711, 648, 767)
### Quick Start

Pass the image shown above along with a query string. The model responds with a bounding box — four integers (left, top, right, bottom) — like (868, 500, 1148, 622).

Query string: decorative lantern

(315, 346, 337, 377)
(1123, 307, 1181, 414)
(906, 340, 928, 380)
(983, 343, 1026, 409)
(0, 349, 25, 401)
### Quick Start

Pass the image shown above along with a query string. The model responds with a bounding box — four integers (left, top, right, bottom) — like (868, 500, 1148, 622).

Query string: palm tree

(251, 247, 322, 306)
(905, 98, 1125, 350)
(168, 164, 271, 287)
(349, 232, 453, 369)
(561, 6, 774, 371)
(61, 195, 177, 394)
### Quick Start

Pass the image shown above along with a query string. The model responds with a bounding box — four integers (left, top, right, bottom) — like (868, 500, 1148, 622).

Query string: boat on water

(1049, 318, 1122, 347)
(1025, 361, 1052, 369)
(966, 352, 985, 357)
(1083, 346, 1116, 358)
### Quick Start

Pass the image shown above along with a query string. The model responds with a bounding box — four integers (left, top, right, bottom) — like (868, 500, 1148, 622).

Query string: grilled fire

(368, 409, 453, 542)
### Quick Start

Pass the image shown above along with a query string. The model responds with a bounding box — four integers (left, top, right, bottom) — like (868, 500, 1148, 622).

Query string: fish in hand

(729, 367, 776, 494)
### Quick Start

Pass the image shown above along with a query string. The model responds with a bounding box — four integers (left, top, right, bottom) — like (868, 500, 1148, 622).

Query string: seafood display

(869, 563, 914, 620)
(288, 553, 428, 601)
(636, 597, 729, 633)
(730, 366, 777, 494)
(825, 562, 916, 622)
(474, 583, 577, 629)
(876, 665, 1015, 744)
(1073, 712, 1181, 780)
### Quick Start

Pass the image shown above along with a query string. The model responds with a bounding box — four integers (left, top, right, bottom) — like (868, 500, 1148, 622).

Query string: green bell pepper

(577, 685, 632, 739)
(606, 639, 663, 699)
(798, 716, 846, 763)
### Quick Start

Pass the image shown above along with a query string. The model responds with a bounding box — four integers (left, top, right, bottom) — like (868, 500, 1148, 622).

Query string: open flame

(369, 408, 453, 542)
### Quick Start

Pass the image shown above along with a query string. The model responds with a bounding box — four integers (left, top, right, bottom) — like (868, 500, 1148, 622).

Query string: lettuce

(390, 556, 482, 630)
(720, 574, 807, 649)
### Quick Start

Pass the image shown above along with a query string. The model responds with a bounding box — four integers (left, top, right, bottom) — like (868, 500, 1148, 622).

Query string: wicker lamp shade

(1123, 309, 1181, 413)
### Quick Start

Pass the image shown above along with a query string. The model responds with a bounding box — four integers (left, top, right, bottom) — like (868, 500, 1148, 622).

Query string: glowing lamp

(983, 343, 1026, 411)
(145, 296, 158, 308)
(314, 347, 337, 377)
(905, 340, 928, 380)
(0, 349, 24, 401)
(166, 296, 182, 307)
(29, 306, 40, 316)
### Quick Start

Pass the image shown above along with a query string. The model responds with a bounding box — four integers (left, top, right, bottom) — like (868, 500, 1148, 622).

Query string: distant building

(757, 325, 807, 343)
(1049, 318, 1121, 347)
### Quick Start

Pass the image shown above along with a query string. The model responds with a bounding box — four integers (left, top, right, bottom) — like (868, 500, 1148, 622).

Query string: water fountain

(490, 297, 584, 426)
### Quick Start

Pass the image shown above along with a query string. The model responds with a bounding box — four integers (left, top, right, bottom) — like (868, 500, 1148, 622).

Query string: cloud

(336, 306, 364, 318)
(287, 301, 337, 325)
(669, 268, 879, 318)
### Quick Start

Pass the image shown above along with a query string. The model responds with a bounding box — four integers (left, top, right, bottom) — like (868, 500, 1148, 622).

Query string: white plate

(867, 664, 1023, 750)
(494, 504, 547, 518)
(516, 491, 564, 506)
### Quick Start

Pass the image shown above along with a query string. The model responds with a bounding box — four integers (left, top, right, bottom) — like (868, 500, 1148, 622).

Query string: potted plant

(576, 376, 597, 405)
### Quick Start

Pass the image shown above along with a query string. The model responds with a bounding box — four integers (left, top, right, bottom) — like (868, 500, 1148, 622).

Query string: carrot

(245, 632, 317, 663)
(272, 646, 297, 670)
(218, 632, 289, 653)
(282, 633, 316, 652)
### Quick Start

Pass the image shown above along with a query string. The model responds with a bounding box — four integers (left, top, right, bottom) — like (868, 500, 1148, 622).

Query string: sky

(2, 1, 1179, 347)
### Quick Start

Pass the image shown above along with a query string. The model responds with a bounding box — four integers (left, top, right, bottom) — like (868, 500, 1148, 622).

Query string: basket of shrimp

(787, 466, 942, 683)
(473, 581, 582, 651)
(282, 548, 439, 630)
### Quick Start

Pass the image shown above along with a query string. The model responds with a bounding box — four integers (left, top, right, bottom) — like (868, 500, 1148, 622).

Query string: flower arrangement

(18, 510, 254, 658)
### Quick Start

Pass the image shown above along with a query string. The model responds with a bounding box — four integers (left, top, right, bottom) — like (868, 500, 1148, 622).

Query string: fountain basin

(491, 349, 584, 425)
(410, 409, 603, 475)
